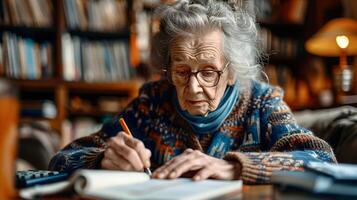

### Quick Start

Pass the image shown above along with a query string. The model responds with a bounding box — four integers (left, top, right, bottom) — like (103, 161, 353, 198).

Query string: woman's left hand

(152, 149, 241, 181)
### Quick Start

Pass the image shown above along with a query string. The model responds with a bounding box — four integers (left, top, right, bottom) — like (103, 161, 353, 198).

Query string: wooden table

(242, 185, 273, 200)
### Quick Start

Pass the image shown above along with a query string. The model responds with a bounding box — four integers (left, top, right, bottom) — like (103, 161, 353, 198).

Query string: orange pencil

(119, 118, 133, 136)
(119, 118, 152, 176)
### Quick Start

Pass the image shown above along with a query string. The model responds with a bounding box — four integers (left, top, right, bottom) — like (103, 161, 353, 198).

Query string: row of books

(64, 0, 127, 32)
(260, 27, 300, 59)
(0, 32, 53, 79)
(0, 0, 53, 27)
(62, 33, 133, 82)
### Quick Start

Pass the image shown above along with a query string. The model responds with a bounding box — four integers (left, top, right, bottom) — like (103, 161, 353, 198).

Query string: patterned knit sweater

(49, 80, 336, 184)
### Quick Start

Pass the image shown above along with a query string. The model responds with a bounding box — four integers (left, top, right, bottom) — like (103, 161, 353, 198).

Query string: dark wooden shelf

(0, 25, 57, 40)
(64, 80, 141, 93)
(20, 117, 58, 123)
(259, 21, 304, 29)
(9, 79, 141, 94)
(67, 28, 130, 40)
(268, 56, 302, 66)
(258, 21, 305, 37)
(0, 24, 56, 33)
(68, 109, 119, 118)
(10, 79, 61, 90)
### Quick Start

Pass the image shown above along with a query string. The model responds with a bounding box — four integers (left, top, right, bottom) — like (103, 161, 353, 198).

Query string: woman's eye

(200, 71, 216, 77)
(175, 71, 189, 77)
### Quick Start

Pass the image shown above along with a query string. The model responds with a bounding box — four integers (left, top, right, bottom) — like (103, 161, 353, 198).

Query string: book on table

(271, 162, 357, 200)
(20, 169, 243, 200)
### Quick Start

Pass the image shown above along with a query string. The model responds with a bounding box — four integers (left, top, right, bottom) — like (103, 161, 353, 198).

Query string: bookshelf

(0, 0, 141, 144)
(255, 0, 322, 110)
(258, 0, 357, 110)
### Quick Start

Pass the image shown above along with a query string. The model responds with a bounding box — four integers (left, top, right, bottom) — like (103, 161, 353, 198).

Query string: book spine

(75, 0, 88, 30)
(1, 0, 10, 24)
(40, 43, 48, 78)
(120, 42, 131, 80)
(70, 0, 80, 29)
(24, 38, 36, 80)
(11, 33, 20, 78)
(0, 42, 3, 76)
(2, 32, 11, 77)
(17, 37, 26, 79)
(62, 33, 76, 81)
(37, 0, 53, 27)
(73, 36, 82, 80)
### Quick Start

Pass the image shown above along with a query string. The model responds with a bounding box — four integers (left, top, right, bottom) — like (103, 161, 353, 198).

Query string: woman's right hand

(101, 132, 151, 171)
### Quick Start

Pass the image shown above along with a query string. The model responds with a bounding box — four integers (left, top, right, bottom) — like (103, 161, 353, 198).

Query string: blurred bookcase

(254, 0, 312, 110)
(256, 0, 357, 110)
(0, 0, 141, 145)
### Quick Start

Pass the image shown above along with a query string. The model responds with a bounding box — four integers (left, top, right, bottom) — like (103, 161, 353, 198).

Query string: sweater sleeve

(48, 83, 156, 173)
(223, 86, 337, 184)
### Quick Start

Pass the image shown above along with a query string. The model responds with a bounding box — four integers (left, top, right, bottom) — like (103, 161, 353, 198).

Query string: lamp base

(333, 64, 354, 104)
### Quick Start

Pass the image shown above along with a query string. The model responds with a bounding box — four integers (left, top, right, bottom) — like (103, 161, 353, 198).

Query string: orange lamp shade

(305, 18, 357, 56)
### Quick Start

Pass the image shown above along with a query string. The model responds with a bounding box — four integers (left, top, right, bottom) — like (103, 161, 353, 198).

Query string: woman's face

(170, 30, 234, 116)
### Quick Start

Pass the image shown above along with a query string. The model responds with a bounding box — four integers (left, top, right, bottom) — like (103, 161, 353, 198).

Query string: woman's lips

(187, 100, 206, 106)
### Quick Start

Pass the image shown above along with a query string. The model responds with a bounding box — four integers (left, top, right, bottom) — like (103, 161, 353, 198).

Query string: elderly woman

(49, 0, 336, 184)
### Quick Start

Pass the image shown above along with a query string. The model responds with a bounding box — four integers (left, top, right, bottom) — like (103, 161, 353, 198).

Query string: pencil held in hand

(119, 118, 133, 136)
(119, 118, 152, 176)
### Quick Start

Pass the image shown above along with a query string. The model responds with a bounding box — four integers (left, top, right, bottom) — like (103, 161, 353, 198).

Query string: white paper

(85, 178, 242, 200)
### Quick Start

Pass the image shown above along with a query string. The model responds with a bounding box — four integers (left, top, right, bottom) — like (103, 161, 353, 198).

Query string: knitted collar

(173, 83, 239, 134)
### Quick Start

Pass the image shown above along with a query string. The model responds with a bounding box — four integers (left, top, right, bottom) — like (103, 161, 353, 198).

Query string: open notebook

(20, 170, 242, 200)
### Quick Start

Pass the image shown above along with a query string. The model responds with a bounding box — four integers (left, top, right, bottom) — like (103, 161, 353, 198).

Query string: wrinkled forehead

(169, 29, 225, 62)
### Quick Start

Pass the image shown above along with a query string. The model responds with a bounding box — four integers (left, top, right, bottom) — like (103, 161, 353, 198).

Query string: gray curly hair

(150, 0, 263, 87)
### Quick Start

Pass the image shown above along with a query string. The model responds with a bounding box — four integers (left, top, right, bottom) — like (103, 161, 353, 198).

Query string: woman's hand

(101, 132, 151, 171)
(152, 149, 241, 181)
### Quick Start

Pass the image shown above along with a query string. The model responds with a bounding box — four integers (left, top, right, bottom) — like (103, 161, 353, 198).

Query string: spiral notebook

(20, 170, 242, 200)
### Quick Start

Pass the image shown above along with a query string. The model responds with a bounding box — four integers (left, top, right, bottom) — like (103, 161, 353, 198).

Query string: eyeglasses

(163, 62, 230, 87)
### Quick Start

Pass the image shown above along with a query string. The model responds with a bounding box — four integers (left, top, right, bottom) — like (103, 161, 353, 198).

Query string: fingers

(108, 135, 144, 170)
(101, 157, 117, 169)
(101, 149, 134, 170)
(193, 161, 235, 181)
(167, 157, 203, 179)
(103, 132, 151, 171)
(106, 148, 136, 170)
(153, 149, 239, 181)
(153, 149, 203, 179)
(122, 134, 151, 168)
(193, 167, 215, 181)
(153, 149, 190, 178)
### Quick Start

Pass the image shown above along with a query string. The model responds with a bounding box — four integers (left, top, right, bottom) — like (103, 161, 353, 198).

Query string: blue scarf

(173, 83, 239, 134)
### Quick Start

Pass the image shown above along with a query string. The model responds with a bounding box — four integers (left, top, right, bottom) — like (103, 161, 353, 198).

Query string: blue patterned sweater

(49, 80, 336, 184)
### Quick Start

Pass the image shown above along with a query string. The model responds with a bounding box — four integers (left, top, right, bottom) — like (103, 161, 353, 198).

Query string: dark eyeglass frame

(163, 62, 230, 87)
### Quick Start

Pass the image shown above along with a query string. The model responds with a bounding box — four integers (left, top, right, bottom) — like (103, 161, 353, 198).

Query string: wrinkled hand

(152, 149, 241, 181)
(101, 132, 151, 171)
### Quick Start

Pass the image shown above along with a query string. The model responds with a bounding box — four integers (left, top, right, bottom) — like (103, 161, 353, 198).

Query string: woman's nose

(186, 74, 203, 93)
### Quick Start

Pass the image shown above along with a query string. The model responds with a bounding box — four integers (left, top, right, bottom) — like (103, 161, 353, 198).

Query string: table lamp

(305, 18, 357, 94)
